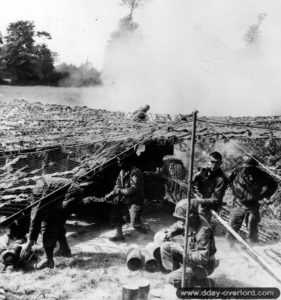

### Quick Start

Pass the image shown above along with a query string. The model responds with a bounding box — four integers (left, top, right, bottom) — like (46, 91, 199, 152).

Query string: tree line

(0, 21, 101, 86)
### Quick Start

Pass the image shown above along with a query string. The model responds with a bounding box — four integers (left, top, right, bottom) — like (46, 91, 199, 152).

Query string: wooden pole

(182, 110, 198, 288)
(211, 210, 281, 284)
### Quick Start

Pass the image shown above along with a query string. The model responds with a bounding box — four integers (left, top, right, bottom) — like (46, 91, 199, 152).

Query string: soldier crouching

(160, 199, 218, 288)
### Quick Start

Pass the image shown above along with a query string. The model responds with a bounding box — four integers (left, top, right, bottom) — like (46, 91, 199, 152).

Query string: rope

(36, 293, 58, 300)
(0, 118, 193, 227)
(199, 117, 281, 132)
(0, 115, 191, 160)
(264, 248, 281, 265)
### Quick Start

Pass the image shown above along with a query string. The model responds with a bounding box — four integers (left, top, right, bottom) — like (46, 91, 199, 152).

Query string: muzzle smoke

(101, 0, 281, 116)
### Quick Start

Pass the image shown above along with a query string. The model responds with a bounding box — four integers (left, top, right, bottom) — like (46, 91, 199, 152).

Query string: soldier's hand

(191, 198, 201, 207)
(82, 197, 92, 205)
(164, 233, 172, 242)
(104, 194, 112, 202)
(197, 166, 210, 176)
(261, 198, 274, 205)
(105, 189, 118, 199)
(113, 188, 121, 196)
(20, 240, 34, 261)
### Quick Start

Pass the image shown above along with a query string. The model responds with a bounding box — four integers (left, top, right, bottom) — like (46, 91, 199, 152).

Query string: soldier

(160, 199, 218, 288)
(227, 155, 278, 243)
(192, 151, 228, 226)
(105, 152, 147, 241)
(20, 178, 85, 269)
(0, 214, 33, 270)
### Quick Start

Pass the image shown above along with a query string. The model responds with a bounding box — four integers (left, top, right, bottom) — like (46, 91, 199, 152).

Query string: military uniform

(160, 216, 217, 288)
(193, 167, 228, 224)
(29, 179, 83, 263)
(227, 164, 277, 242)
(110, 166, 145, 229)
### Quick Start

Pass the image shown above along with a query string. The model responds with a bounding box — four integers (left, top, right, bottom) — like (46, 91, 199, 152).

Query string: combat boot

(109, 226, 125, 242)
(54, 247, 71, 257)
(54, 237, 72, 257)
(35, 258, 55, 270)
(109, 234, 125, 242)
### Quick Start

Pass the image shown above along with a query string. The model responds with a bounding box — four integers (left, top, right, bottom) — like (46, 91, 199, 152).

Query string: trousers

(226, 203, 260, 242)
(160, 241, 215, 288)
(110, 203, 144, 228)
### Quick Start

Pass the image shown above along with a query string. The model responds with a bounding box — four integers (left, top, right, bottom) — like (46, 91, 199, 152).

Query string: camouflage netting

(1, 99, 281, 226)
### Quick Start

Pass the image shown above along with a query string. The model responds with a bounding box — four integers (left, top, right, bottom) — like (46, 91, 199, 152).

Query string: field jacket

(193, 168, 228, 213)
(167, 216, 217, 266)
(114, 166, 144, 205)
(29, 179, 82, 242)
(229, 165, 278, 207)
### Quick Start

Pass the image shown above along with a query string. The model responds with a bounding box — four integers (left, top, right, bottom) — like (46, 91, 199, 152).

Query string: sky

(1, 0, 281, 116)
(0, 0, 126, 69)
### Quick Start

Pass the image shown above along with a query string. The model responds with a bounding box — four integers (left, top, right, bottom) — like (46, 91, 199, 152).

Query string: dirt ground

(1, 202, 281, 300)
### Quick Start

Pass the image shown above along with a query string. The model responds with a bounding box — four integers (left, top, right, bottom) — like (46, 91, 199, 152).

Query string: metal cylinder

(142, 243, 159, 272)
(127, 245, 142, 271)
(137, 279, 150, 300)
(122, 284, 138, 300)
(2, 245, 22, 266)
(153, 229, 169, 263)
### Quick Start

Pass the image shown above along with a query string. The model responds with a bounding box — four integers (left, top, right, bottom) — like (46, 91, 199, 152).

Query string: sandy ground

(1, 202, 281, 300)
(65, 202, 281, 299)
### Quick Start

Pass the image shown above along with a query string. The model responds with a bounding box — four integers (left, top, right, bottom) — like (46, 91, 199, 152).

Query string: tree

(4, 21, 37, 81)
(121, 0, 145, 17)
(0, 32, 4, 81)
(1, 20, 100, 86)
(2, 20, 56, 83)
(244, 13, 267, 44)
(55, 62, 101, 87)
(34, 43, 55, 81)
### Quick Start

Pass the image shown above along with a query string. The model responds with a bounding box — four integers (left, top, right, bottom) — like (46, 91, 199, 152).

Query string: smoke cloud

(100, 0, 281, 116)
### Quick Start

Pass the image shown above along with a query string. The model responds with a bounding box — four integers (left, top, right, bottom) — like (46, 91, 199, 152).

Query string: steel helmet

(242, 155, 259, 166)
(173, 199, 199, 219)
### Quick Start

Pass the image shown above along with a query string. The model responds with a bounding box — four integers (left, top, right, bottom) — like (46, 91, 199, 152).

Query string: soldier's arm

(105, 173, 122, 200)
(164, 221, 185, 240)
(188, 227, 211, 265)
(28, 203, 43, 243)
(260, 170, 278, 199)
(27, 183, 47, 243)
(20, 210, 38, 259)
(197, 176, 227, 206)
(114, 172, 122, 190)
(169, 221, 185, 237)
(192, 169, 204, 185)
(228, 168, 237, 184)
(191, 171, 203, 196)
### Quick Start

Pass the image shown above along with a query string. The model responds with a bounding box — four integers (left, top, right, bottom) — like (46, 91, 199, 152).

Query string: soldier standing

(227, 155, 278, 243)
(193, 151, 228, 225)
